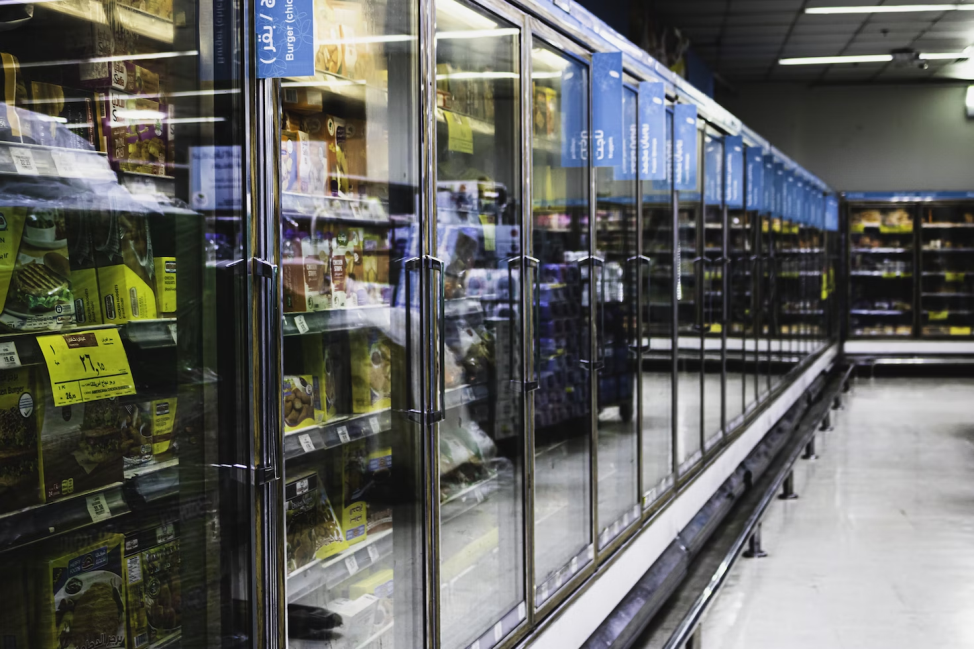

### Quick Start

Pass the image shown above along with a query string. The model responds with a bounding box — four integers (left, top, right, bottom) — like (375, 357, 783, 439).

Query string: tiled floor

(697, 377, 974, 649)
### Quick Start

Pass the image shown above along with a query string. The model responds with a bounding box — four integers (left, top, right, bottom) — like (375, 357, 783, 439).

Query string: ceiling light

(806, 4, 974, 14)
(919, 51, 972, 59)
(779, 54, 893, 65)
(966, 85, 974, 117)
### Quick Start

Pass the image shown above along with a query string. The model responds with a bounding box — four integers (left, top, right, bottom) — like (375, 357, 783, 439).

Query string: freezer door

(0, 1, 262, 647)
(433, 2, 528, 647)
(701, 131, 724, 453)
(275, 0, 428, 647)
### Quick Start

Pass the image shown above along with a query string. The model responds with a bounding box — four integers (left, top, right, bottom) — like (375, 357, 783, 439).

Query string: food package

(23, 82, 98, 150)
(0, 207, 75, 331)
(349, 568, 394, 631)
(365, 445, 392, 534)
(282, 87, 324, 115)
(283, 375, 324, 433)
(344, 118, 367, 193)
(301, 335, 345, 422)
(349, 328, 392, 414)
(533, 84, 558, 137)
(303, 114, 350, 195)
(341, 440, 369, 546)
(38, 395, 124, 502)
(65, 210, 104, 327)
(331, 1, 376, 82)
(118, 0, 173, 20)
(325, 595, 378, 646)
(81, 61, 159, 96)
(361, 229, 390, 305)
(286, 470, 347, 573)
(1, 52, 27, 144)
(314, 2, 344, 76)
(282, 219, 330, 313)
(96, 91, 168, 176)
(149, 212, 176, 318)
(32, 534, 127, 649)
(92, 209, 158, 323)
(124, 523, 181, 649)
(0, 367, 40, 514)
(118, 396, 176, 475)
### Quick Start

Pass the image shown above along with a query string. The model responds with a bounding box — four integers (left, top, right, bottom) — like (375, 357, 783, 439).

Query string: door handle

(628, 255, 652, 353)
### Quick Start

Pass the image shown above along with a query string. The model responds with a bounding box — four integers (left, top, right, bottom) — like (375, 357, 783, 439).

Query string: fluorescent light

(779, 54, 893, 65)
(437, 0, 496, 29)
(436, 71, 518, 80)
(919, 51, 972, 59)
(316, 34, 415, 46)
(806, 4, 974, 14)
(966, 85, 974, 116)
(435, 27, 519, 40)
(18, 50, 198, 69)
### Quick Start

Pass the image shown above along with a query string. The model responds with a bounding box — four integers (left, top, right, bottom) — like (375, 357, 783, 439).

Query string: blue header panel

(844, 191, 974, 202)
(619, 87, 637, 181)
(825, 195, 840, 231)
(704, 135, 723, 206)
(592, 52, 623, 169)
(763, 155, 774, 215)
(673, 104, 698, 192)
(725, 135, 743, 209)
(256, 0, 316, 78)
(746, 147, 764, 212)
(773, 162, 784, 218)
(561, 63, 588, 168)
(639, 81, 666, 181)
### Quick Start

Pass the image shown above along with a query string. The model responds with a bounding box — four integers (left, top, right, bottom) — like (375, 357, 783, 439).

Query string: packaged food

(344, 118, 366, 194)
(300, 335, 345, 422)
(282, 219, 330, 313)
(286, 470, 347, 573)
(365, 445, 392, 534)
(38, 395, 124, 502)
(282, 87, 324, 115)
(324, 595, 378, 645)
(149, 212, 176, 318)
(348, 568, 394, 631)
(124, 523, 181, 648)
(118, 399, 157, 475)
(283, 375, 323, 433)
(314, 2, 344, 76)
(303, 114, 350, 195)
(96, 91, 168, 176)
(0, 207, 75, 332)
(118, 0, 173, 20)
(32, 534, 127, 649)
(81, 60, 160, 96)
(341, 440, 369, 546)
(92, 210, 159, 323)
(148, 397, 177, 460)
(65, 210, 104, 327)
(0, 367, 39, 514)
(1, 52, 27, 144)
(349, 328, 392, 414)
(23, 82, 98, 150)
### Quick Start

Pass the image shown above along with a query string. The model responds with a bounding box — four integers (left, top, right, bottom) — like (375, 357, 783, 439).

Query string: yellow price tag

(444, 110, 474, 154)
(38, 329, 137, 406)
(950, 326, 971, 336)
(929, 310, 949, 321)
(945, 272, 965, 282)
(710, 323, 722, 334)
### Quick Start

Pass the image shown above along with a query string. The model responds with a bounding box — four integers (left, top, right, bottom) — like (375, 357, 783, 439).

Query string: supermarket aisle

(695, 378, 974, 649)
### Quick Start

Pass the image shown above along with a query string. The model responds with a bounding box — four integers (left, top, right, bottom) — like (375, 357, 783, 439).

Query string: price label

(0, 342, 21, 369)
(38, 330, 137, 407)
(950, 326, 972, 336)
(517, 602, 526, 621)
(540, 582, 549, 602)
(298, 433, 315, 454)
(493, 622, 503, 642)
(86, 492, 111, 523)
(945, 272, 966, 282)
(570, 556, 578, 574)
(10, 147, 38, 175)
(471, 641, 480, 649)
(345, 554, 359, 575)
(555, 572, 563, 588)
(294, 315, 310, 334)
(443, 110, 473, 154)
(336, 426, 350, 443)
(368, 544, 380, 563)
(369, 417, 382, 435)
(51, 151, 79, 178)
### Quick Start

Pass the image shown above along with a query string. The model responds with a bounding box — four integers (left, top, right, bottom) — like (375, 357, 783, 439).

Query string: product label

(256, 0, 315, 78)
(704, 135, 722, 206)
(638, 80, 666, 181)
(0, 341, 21, 369)
(746, 146, 764, 211)
(38, 329, 137, 406)
(724, 135, 743, 208)
(444, 110, 473, 155)
(154, 257, 177, 314)
(592, 52, 623, 169)
(673, 104, 697, 191)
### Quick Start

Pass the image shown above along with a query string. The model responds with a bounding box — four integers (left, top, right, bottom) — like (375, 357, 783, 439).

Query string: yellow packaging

(33, 534, 127, 649)
(283, 375, 323, 433)
(341, 440, 369, 546)
(150, 398, 177, 457)
(349, 329, 392, 414)
(0, 366, 40, 514)
(93, 212, 158, 323)
(66, 212, 104, 326)
(301, 336, 342, 422)
(153, 257, 176, 316)
(287, 470, 348, 571)
(124, 524, 180, 649)
(349, 568, 394, 599)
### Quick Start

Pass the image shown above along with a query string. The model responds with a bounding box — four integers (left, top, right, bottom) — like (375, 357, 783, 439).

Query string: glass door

(848, 204, 915, 338)
(727, 207, 751, 429)
(918, 202, 974, 338)
(640, 108, 674, 508)
(276, 0, 427, 646)
(433, 2, 527, 647)
(529, 35, 593, 609)
(595, 84, 639, 551)
(701, 130, 723, 452)
(0, 0, 258, 647)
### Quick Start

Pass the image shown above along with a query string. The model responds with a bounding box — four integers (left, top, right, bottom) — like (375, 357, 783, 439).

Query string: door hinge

(255, 464, 279, 486)
(251, 257, 277, 279)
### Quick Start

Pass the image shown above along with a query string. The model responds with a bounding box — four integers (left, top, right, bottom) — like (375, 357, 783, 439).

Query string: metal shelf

(287, 529, 395, 603)
(284, 410, 392, 462)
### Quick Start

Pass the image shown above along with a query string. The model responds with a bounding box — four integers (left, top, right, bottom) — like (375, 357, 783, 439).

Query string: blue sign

(592, 52, 623, 169)
(673, 104, 698, 192)
(561, 62, 588, 168)
(619, 87, 637, 181)
(795, 177, 804, 225)
(773, 162, 784, 218)
(763, 155, 774, 215)
(256, 0, 315, 78)
(825, 195, 840, 231)
(746, 146, 763, 212)
(704, 135, 722, 206)
(649, 108, 672, 194)
(639, 81, 666, 181)
(724, 136, 743, 209)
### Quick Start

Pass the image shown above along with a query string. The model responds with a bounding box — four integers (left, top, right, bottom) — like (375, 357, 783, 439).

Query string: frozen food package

(0, 207, 76, 331)
(366, 444, 392, 534)
(124, 523, 181, 648)
(66, 209, 105, 327)
(118, 399, 154, 474)
(81, 60, 160, 96)
(282, 375, 323, 433)
(149, 211, 176, 318)
(282, 221, 330, 313)
(303, 114, 350, 195)
(38, 394, 124, 502)
(32, 534, 127, 649)
(349, 328, 392, 414)
(314, 2, 344, 76)
(0, 366, 40, 514)
(286, 470, 347, 573)
(92, 208, 158, 323)
(23, 82, 98, 150)
(1, 52, 28, 143)
(96, 91, 168, 176)
(340, 440, 370, 546)
(301, 334, 346, 421)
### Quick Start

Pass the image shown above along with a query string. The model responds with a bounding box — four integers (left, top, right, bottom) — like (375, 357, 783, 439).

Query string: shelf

(0, 141, 115, 182)
(284, 410, 391, 461)
(921, 248, 974, 252)
(850, 271, 913, 277)
(42, 0, 174, 42)
(445, 383, 489, 410)
(779, 248, 825, 254)
(922, 293, 974, 297)
(287, 529, 394, 603)
(922, 223, 974, 228)
(284, 305, 392, 336)
(440, 472, 501, 525)
(851, 248, 910, 253)
(850, 310, 910, 316)
(0, 458, 180, 553)
(922, 272, 970, 277)
(282, 192, 391, 224)
(924, 310, 974, 316)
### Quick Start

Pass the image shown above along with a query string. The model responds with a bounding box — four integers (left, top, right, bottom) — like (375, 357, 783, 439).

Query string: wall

(718, 83, 974, 193)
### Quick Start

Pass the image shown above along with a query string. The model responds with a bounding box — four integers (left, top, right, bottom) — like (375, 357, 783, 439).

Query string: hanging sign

(724, 135, 743, 209)
(38, 330, 137, 407)
(618, 87, 637, 181)
(592, 52, 623, 168)
(763, 155, 774, 215)
(825, 195, 839, 231)
(256, 0, 315, 78)
(773, 161, 784, 218)
(704, 135, 722, 206)
(673, 104, 697, 191)
(561, 64, 588, 168)
(638, 81, 666, 181)
(746, 146, 763, 212)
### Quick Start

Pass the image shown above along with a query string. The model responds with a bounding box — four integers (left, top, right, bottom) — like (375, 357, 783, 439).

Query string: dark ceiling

(650, 0, 974, 84)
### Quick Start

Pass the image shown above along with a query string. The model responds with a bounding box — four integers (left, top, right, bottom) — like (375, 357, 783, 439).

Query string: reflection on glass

(595, 87, 638, 549)
(775, 217, 802, 371)
(727, 209, 752, 426)
(702, 133, 723, 451)
(531, 42, 593, 606)
(917, 204, 974, 337)
(640, 110, 674, 507)
(277, 0, 425, 647)
(849, 206, 915, 337)
(0, 0, 251, 645)
(434, 3, 524, 647)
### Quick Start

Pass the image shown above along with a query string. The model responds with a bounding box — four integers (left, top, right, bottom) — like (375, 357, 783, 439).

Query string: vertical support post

(820, 411, 832, 431)
(802, 435, 817, 460)
(743, 522, 768, 558)
(686, 626, 703, 649)
(778, 470, 798, 500)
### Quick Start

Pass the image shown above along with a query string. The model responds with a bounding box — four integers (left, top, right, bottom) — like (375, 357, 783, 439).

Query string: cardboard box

(92, 210, 158, 323)
(349, 328, 392, 414)
(0, 367, 40, 514)
(283, 375, 323, 433)
(303, 114, 350, 195)
(281, 222, 330, 313)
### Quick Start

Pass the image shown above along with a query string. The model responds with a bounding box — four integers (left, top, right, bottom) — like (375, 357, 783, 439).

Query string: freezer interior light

(806, 4, 974, 14)
(919, 51, 972, 59)
(966, 85, 974, 117)
(779, 54, 893, 65)
(437, 0, 497, 29)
